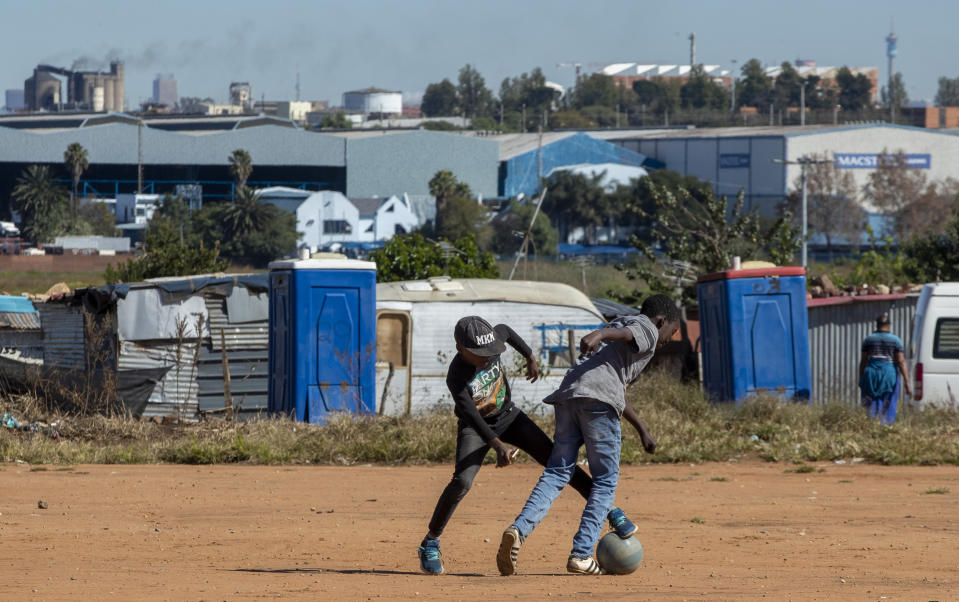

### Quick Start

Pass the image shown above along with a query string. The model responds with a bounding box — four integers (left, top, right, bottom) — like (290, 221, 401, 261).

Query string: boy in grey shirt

(497, 294, 680, 575)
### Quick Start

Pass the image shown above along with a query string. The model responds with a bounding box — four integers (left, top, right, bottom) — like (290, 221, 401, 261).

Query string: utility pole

(730, 59, 738, 112)
(137, 119, 143, 194)
(773, 156, 831, 268)
(688, 32, 695, 66)
(800, 83, 806, 127)
(508, 188, 548, 280)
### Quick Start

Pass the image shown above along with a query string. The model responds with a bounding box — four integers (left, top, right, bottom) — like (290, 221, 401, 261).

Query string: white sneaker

(566, 555, 605, 575)
(497, 526, 522, 576)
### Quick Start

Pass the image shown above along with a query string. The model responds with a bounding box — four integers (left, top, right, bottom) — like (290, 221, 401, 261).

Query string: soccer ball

(596, 532, 644, 575)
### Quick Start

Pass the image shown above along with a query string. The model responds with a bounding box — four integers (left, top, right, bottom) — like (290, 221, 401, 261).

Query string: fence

(807, 294, 918, 405)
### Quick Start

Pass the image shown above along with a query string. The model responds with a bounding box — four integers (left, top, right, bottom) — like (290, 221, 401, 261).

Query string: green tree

(319, 111, 352, 129)
(77, 202, 117, 237)
(549, 109, 597, 129)
(369, 232, 498, 282)
(737, 59, 772, 108)
(573, 73, 619, 109)
(541, 170, 615, 244)
(627, 180, 801, 302)
(880, 72, 909, 111)
(429, 170, 473, 239)
(802, 74, 836, 110)
(772, 62, 802, 108)
(903, 215, 959, 282)
(680, 65, 729, 110)
(421, 79, 459, 117)
(228, 149, 253, 190)
(458, 64, 493, 119)
(63, 142, 89, 219)
(934, 76, 959, 106)
(220, 186, 275, 239)
(11, 165, 69, 244)
(489, 197, 559, 256)
(632, 79, 678, 114)
(499, 68, 556, 129)
(105, 215, 228, 283)
(835, 67, 873, 112)
(615, 169, 713, 247)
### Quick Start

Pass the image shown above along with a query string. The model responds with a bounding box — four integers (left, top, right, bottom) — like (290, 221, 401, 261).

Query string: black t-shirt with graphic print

(446, 324, 533, 443)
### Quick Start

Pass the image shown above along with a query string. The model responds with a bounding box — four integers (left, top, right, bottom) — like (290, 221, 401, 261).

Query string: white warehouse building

(343, 87, 402, 116)
(609, 124, 959, 216)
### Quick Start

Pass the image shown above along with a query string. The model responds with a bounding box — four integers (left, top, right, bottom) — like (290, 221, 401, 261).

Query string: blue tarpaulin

(0, 295, 37, 314)
(500, 132, 647, 199)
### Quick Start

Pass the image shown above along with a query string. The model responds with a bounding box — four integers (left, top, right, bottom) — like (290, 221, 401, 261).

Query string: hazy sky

(2, 0, 956, 108)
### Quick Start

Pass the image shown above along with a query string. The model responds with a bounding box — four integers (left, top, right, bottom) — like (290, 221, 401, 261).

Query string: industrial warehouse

(3, 114, 959, 227)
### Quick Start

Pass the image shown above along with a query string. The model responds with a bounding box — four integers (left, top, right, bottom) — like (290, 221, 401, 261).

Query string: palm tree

(220, 186, 275, 239)
(12, 165, 68, 244)
(63, 142, 89, 218)
(428, 170, 472, 237)
(228, 149, 253, 197)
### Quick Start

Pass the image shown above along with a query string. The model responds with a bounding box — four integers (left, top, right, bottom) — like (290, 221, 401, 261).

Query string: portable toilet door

(268, 257, 377, 423)
(697, 266, 812, 403)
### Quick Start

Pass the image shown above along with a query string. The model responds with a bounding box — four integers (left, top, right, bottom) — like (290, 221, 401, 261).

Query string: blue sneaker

(607, 507, 637, 539)
(418, 538, 444, 574)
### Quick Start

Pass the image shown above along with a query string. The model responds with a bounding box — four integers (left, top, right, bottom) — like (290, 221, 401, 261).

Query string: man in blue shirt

(859, 312, 912, 425)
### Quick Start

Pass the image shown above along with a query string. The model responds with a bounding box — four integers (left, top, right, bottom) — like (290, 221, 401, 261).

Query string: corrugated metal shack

(0, 295, 43, 386)
(38, 274, 269, 420)
(807, 294, 919, 405)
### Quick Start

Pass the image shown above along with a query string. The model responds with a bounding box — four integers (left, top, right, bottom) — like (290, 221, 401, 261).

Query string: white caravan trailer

(375, 278, 606, 416)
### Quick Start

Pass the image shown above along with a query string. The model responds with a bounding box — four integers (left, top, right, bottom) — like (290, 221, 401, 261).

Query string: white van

(910, 283, 959, 409)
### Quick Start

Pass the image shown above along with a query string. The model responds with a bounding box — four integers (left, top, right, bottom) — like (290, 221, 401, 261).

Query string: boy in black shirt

(417, 316, 646, 574)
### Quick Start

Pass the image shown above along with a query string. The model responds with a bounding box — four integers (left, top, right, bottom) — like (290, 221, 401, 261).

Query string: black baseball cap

(454, 316, 506, 357)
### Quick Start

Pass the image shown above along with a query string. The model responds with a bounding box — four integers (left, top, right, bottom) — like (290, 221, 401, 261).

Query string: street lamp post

(730, 59, 738, 112)
(773, 156, 832, 268)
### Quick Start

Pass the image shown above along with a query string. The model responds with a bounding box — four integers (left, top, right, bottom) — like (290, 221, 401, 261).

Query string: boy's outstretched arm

(622, 404, 657, 454)
(495, 324, 539, 382)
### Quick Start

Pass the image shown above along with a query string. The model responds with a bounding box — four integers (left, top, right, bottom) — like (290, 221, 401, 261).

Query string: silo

(93, 86, 105, 112)
(111, 61, 125, 111)
(103, 78, 115, 112)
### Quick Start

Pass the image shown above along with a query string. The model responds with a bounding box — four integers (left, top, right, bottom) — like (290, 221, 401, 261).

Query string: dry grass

(0, 270, 107, 295)
(2, 371, 959, 467)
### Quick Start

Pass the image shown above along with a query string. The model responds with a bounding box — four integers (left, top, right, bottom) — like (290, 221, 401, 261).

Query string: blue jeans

(512, 398, 621, 558)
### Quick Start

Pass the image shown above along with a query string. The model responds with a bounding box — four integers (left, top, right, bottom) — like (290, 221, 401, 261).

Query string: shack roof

(376, 278, 602, 317)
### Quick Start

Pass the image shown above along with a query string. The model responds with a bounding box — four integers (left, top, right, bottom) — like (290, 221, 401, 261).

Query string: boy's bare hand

(525, 356, 540, 382)
(580, 331, 604, 355)
(492, 439, 517, 467)
(640, 432, 657, 454)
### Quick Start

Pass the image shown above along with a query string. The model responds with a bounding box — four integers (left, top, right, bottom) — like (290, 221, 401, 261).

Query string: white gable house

(353, 195, 419, 242)
(256, 187, 420, 251)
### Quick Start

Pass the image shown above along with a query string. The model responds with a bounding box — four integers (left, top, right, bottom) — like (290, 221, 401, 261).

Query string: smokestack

(111, 61, 125, 112)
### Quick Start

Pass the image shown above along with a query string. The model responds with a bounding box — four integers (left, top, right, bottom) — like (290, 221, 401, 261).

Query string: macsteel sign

(834, 153, 931, 169)
(719, 153, 751, 168)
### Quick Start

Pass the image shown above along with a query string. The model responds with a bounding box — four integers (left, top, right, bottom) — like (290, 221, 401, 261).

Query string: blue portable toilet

(268, 257, 377, 423)
(697, 266, 811, 403)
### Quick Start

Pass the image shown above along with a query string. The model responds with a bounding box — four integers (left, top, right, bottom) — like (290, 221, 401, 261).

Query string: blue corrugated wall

(500, 132, 646, 198)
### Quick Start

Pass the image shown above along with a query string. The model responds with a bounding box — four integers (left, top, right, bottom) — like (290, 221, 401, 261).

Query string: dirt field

(0, 460, 956, 601)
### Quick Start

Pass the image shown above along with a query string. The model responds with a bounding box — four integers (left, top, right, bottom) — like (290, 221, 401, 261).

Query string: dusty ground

(0, 460, 956, 601)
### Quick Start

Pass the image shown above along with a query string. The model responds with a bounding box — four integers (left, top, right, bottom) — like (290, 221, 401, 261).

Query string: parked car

(910, 282, 959, 408)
